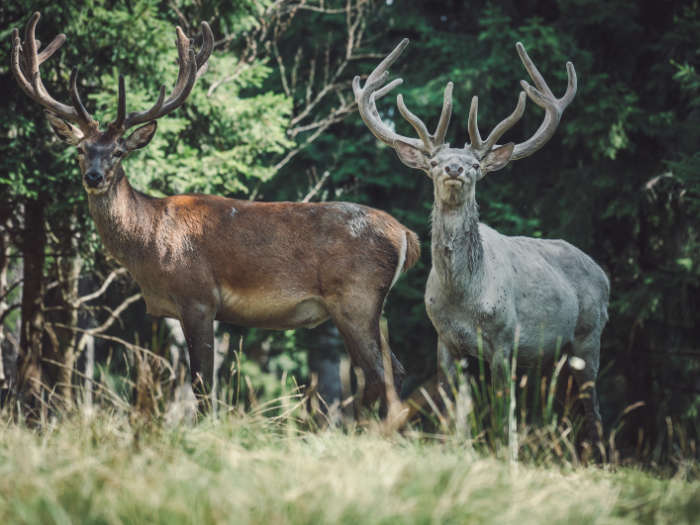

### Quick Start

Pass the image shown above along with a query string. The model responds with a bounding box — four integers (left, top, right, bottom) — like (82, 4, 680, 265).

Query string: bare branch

(48, 323, 171, 372)
(0, 303, 21, 325)
(207, 62, 252, 97)
(302, 170, 331, 202)
(210, 0, 382, 195)
(168, 1, 191, 33)
(72, 268, 128, 307)
(0, 278, 23, 303)
(272, 38, 292, 97)
(274, 104, 352, 172)
(90, 293, 141, 334)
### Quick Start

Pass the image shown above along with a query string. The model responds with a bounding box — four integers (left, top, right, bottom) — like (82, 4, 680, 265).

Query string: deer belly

(218, 287, 329, 330)
(142, 292, 179, 319)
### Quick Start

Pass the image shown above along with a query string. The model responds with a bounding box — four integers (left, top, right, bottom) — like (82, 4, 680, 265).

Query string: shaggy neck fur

(431, 196, 483, 287)
(87, 167, 156, 266)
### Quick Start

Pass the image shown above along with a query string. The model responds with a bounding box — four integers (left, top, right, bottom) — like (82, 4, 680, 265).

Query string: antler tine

(37, 33, 66, 64)
(354, 38, 452, 154)
(433, 82, 454, 146)
(113, 75, 126, 129)
(22, 12, 40, 81)
(353, 39, 423, 149)
(510, 42, 577, 161)
(397, 83, 456, 153)
(467, 96, 484, 151)
(171, 28, 193, 96)
(481, 91, 527, 152)
(122, 24, 203, 129)
(367, 38, 409, 84)
(195, 21, 214, 78)
(397, 94, 432, 147)
(373, 78, 403, 100)
(468, 91, 527, 157)
(69, 68, 95, 128)
(11, 12, 97, 130)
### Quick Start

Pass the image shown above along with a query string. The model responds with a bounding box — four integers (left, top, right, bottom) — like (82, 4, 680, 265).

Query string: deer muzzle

(444, 164, 464, 178)
(84, 169, 104, 188)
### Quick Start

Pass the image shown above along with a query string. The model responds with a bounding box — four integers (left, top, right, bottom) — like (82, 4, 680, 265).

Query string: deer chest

(425, 273, 511, 360)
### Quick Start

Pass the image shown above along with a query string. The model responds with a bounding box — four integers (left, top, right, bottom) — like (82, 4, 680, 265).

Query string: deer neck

(431, 196, 483, 286)
(87, 167, 156, 267)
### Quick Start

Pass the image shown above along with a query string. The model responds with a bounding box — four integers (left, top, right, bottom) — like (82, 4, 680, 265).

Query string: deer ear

(480, 142, 514, 175)
(124, 121, 157, 151)
(46, 111, 84, 145)
(394, 140, 430, 174)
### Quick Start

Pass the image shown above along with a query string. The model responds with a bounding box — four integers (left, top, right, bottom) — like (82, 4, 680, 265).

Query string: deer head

(353, 39, 576, 208)
(11, 12, 213, 195)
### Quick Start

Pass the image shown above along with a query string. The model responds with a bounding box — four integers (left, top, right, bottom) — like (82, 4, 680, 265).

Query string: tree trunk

(54, 215, 83, 409)
(0, 225, 9, 390)
(17, 196, 46, 419)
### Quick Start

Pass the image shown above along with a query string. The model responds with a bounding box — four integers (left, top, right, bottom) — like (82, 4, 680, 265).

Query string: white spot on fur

(231, 207, 237, 216)
(569, 356, 586, 370)
(347, 213, 369, 237)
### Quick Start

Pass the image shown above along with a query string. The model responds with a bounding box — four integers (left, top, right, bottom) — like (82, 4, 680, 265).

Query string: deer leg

(179, 306, 215, 415)
(570, 332, 603, 442)
(437, 340, 472, 438)
(327, 297, 405, 410)
(437, 339, 457, 392)
(489, 346, 512, 400)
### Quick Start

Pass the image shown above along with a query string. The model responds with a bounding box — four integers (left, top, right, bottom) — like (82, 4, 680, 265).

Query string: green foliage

(233, 330, 310, 404)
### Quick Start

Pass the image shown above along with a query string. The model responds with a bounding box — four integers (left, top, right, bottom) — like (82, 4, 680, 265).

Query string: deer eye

(430, 160, 438, 167)
(472, 163, 480, 170)
(113, 150, 124, 158)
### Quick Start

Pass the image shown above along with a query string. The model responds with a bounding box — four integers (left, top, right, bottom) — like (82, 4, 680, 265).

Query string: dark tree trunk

(17, 196, 47, 419)
(44, 210, 83, 410)
(0, 220, 11, 392)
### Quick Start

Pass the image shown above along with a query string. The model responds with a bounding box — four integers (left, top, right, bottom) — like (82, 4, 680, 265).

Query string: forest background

(0, 0, 698, 462)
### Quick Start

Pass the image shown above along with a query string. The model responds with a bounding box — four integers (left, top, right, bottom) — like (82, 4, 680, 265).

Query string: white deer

(354, 39, 609, 436)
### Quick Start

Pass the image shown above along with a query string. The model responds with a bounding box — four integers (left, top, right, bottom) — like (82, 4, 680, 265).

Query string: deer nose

(84, 169, 104, 187)
(444, 164, 463, 178)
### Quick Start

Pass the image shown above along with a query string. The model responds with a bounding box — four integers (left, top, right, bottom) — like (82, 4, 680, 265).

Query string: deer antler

(467, 92, 526, 157)
(11, 12, 99, 133)
(11, 12, 214, 136)
(113, 22, 214, 131)
(353, 39, 453, 155)
(468, 42, 576, 160)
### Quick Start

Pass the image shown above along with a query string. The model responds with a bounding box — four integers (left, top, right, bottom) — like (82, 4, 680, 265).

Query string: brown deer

(354, 39, 609, 438)
(11, 12, 419, 411)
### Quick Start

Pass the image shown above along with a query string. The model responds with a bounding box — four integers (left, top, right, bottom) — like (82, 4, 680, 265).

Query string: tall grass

(1, 408, 699, 524)
(1, 336, 698, 524)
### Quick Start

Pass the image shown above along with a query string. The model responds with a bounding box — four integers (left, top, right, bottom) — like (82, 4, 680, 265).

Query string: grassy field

(0, 409, 698, 525)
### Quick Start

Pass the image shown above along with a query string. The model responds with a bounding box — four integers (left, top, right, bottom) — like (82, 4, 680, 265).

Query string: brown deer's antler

(352, 39, 454, 155)
(11, 12, 98, 133)
(113, 22, 214, 131)
(468, 42, 577, 159)
(11, 12, 214, 135)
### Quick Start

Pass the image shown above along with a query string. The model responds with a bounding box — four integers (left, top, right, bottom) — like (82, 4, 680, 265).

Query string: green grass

(0, 412, 698, 525)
